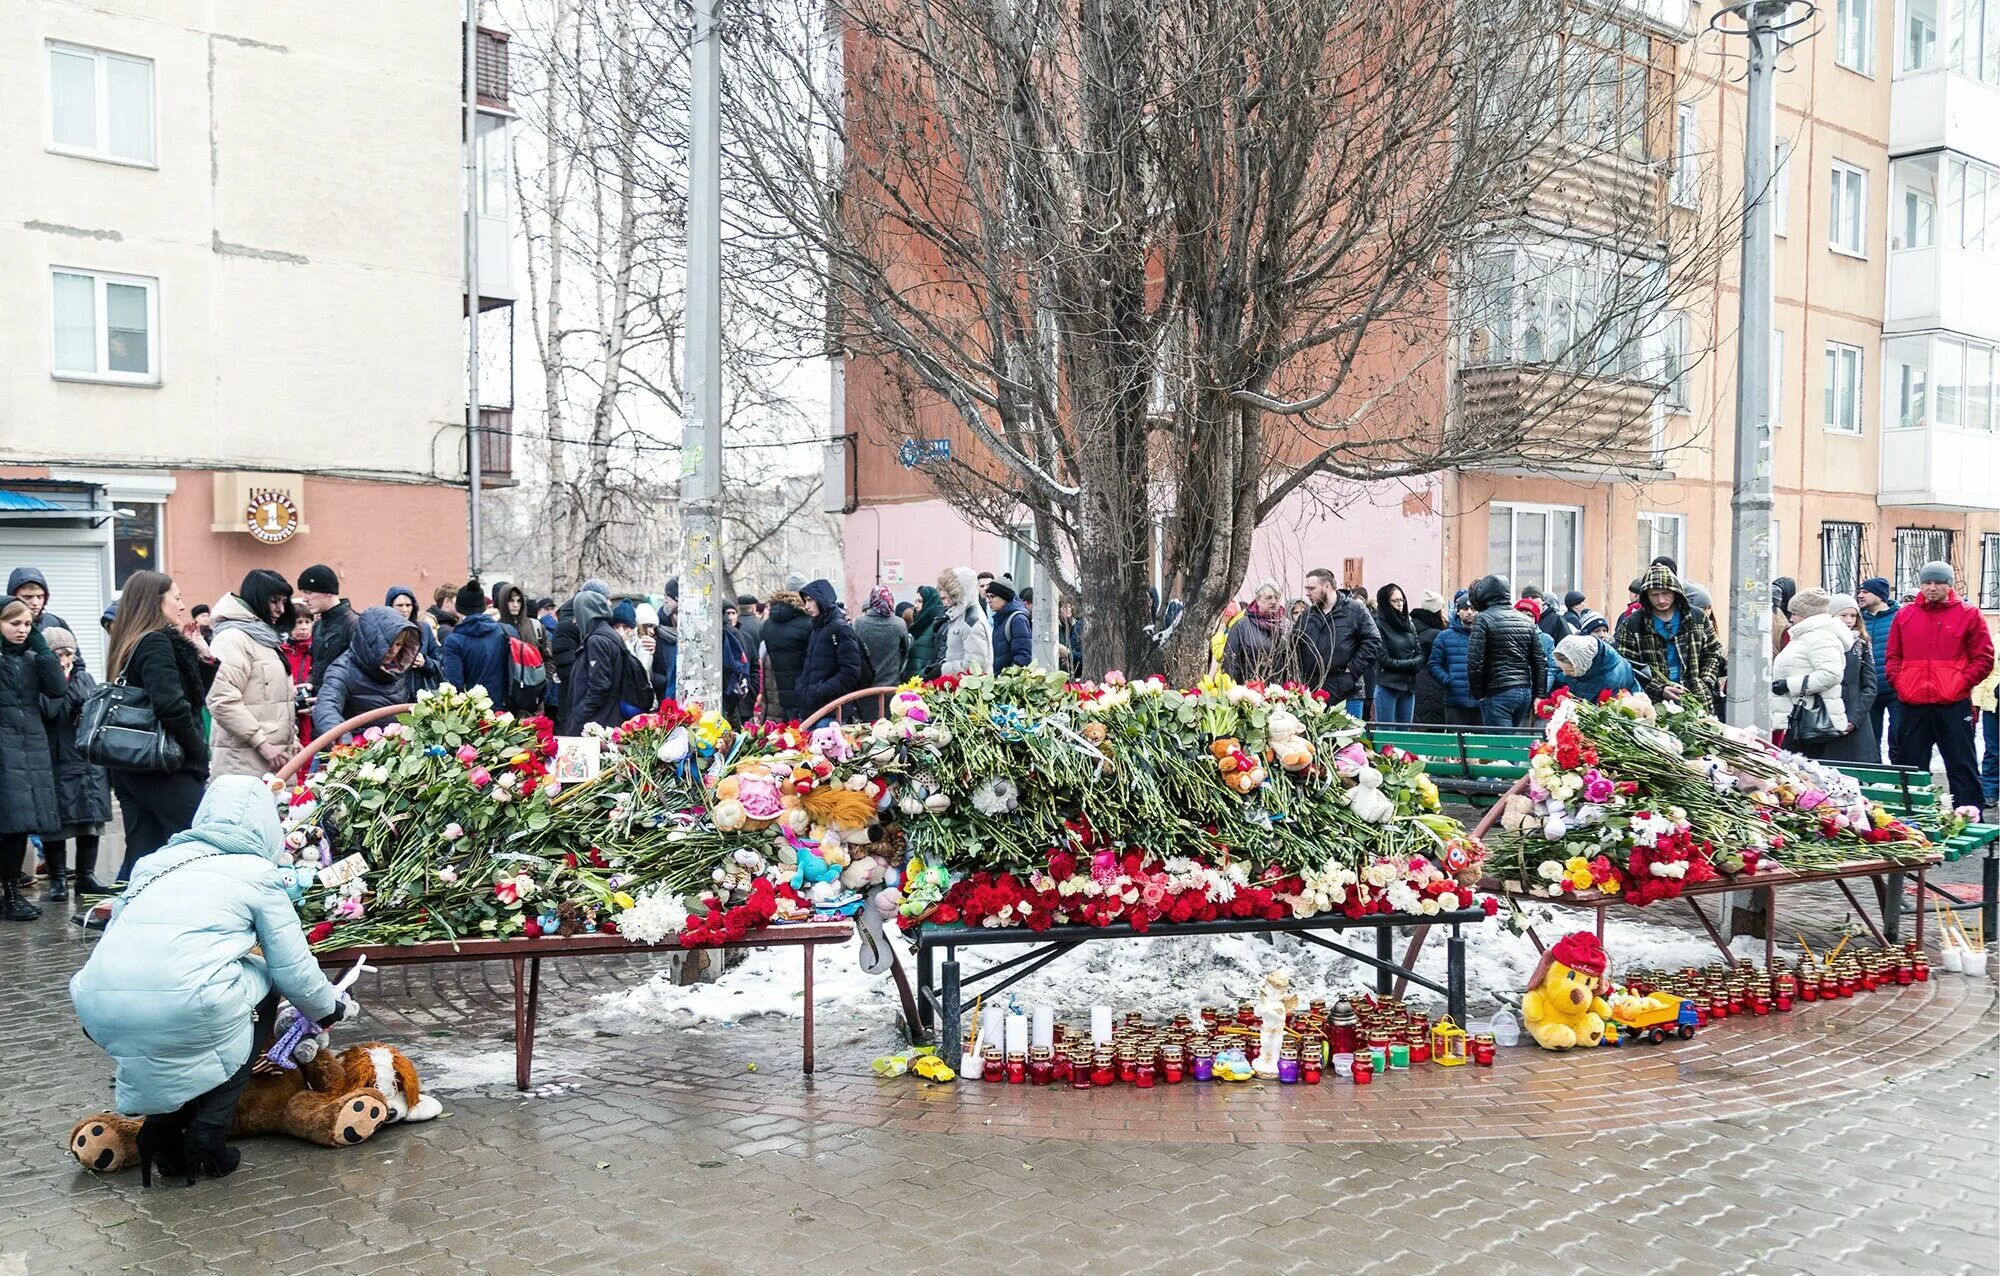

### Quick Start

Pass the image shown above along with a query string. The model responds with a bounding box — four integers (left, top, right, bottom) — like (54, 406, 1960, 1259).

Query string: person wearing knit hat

(1420, 589, 1447, 614)
(986, 577, 1032, 671)
(1425, 590, 1482, 725)
(1772, 585, 1854, 755)
(1560, 590, 1587, 634)
(1820, 592, 1882, 764)
(1887, 557, 1995, 810)
(983, 576, 1017, 606)
(1786, 586, 1831, 620)
(1553, 631, 1640, 704)
(783, 571, 809, 594)
(294, 565, 355, 694)
(441, 580, 510, 704)
(1855, 576, 1900, 752)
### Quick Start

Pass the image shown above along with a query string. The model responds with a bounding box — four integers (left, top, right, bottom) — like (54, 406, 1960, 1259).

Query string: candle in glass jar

(1134, 1060, 1155, 1089)
(1160, 1044, 1185, 1084)
(1091, 1048, 1116, 1087)
(1352, 1051, 1374, 1084)
(1029, 1045, 1054, 1085)
(1006, 1052, 1027, 1084)
(982, 1046, 1005, 1082)
(1277, 1047, 1300, 1085)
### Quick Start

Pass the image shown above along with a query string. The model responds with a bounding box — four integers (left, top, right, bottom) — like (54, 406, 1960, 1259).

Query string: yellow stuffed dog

(1522, 931, 1612, 1049)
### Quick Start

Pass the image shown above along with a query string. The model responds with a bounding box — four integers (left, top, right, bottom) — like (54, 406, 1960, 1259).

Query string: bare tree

(731, 0, 1734, 678)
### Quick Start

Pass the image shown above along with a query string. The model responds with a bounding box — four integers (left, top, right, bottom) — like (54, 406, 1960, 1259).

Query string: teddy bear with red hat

(1522, 931, 1613, 1050)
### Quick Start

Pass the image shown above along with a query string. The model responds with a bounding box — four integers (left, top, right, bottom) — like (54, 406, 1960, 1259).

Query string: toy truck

(1608, 992, 1699, 1045)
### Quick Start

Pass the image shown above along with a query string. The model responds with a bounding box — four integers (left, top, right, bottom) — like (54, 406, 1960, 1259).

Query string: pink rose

(456, 744, 480, 765)
(469, 767, 492, 789)
(1584, 775, 1615, 804)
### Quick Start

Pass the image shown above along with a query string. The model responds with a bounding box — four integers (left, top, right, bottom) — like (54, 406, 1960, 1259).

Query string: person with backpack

(561, 591, 655, 734)
(102, 571, 218, 884)
(759, 577, 815, 720)
(795, 579, 868, 724)
(441, 581, 511, 704)
(0, 598, 65, 920)
(987, 578, 1034, 671)
(43, 627, 114, 901)
(205, 571, 300, 780)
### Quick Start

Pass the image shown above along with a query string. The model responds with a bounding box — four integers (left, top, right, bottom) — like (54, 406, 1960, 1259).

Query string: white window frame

(1637, 511, 1686, 571)
(1660, 310, 1690, 411)
(1771, 327, 1786, 426)
(1835, 0, 1876, 73)
(45, 41, 156, 168)
(1825, 341, 1865, 433)
(1672, 103, 1699, 209)
(1489, 501, 1584, 598)
(1772, 139, 1792, 236)
(1981, 532, 2000, 610)
(1829, 161, 1870, 257)
(1902, 0, 1940, 71)
(49, 267, 160, 385)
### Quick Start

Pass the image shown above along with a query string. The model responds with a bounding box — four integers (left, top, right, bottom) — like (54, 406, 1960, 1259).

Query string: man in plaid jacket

(1615, 562, 1723, 705)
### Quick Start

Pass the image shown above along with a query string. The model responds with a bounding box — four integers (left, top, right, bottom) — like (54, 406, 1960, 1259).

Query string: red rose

(307, 922, 334, 944)
(1480, 896, 1500, 916)
(524, 919, 543, 939)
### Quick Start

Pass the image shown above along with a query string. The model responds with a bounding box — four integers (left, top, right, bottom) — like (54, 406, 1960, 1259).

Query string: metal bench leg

(1915, 865, 1928, 950)
(802, 943, 816, 1074)
(1985, 853, 1998, 944)
(1883, 871, 1904, 943)
(939, 958, 961, 1060)
(1375, 927, 1393, 996)
(513, 955, 541, 1092)
(1447, 925, 1467, 1026)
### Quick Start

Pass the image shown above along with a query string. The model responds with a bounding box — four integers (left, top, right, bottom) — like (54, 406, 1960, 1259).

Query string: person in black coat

(760, 579, 815, 720)
(0, 599, 64, 920)
(1372, 584, 1424, 724)
(548, 580, 610, 713)
(1819, 594, 1881, 764)
(1292, 569, 1383, 707)
(41, 626, 114, 900)
(1409, 596, 1448, 725)
(560, 591, 655, 734)
(100, 572, 219, 884)
(1465, 573, 1544, 729)
(294, 564, 355, 694)
(794, 579, 867, 724)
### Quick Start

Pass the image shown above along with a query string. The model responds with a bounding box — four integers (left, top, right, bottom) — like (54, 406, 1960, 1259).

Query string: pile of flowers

(1492, 689, 1935, 905)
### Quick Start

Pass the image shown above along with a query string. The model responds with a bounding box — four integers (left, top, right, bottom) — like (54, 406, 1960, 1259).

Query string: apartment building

(0, 3, 519, 672)
(835, 0, 2000, 630)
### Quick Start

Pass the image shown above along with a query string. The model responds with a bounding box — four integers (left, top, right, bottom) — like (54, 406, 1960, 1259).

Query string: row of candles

(1624, 943, 1929, 1020)
(964, 995, 1496, 1089)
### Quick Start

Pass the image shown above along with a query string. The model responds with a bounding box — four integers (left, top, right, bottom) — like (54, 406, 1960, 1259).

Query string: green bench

(1368, 725, 1999, 942)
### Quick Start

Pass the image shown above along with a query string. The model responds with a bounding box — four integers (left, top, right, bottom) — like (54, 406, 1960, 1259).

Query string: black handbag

(1784, 694, 1841, 747)
(77, 680, 184, 773)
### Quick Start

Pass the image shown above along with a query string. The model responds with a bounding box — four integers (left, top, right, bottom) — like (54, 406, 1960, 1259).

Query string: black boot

(73, 837, 112, 896)
(72, 873, 114, 897)
(45, 842, 68, 903)
(0, 877, 39, 922)
(135, 1115, 188, 1188)
(181, 1126, 240, 1183)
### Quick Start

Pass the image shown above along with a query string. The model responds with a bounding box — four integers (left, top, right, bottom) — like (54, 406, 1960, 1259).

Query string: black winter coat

(1375, 611, 1424, 693)
(1292, 600, 1383, 702)
(1816, 635, 1881, 764)
(760, 597, 813, 719)
(121, 629, 217, 776)
(562, 612, 656, 735)
(1465, 574, 1544, 699)
(309, 600, 357, 692)
(1410, 610, 1448, 723)
(51, 665, 113, 830)
(795, 582, 868, 722)
(0, 635, 63, 836)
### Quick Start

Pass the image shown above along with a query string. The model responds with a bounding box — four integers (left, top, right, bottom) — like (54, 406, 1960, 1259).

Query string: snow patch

(579, 934, 901, 1030)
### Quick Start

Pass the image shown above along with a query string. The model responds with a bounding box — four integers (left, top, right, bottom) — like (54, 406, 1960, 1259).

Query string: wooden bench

(905, 908, 1487, 1061)
(318, 922, 854, 1090)
(1369, 726, 1536, 804)
(1839, 762, 2000, 942)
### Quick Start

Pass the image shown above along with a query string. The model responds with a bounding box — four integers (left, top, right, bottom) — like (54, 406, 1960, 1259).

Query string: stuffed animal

(1264, 709, 1315, 773)
(67, 1041, 437, 1173)
(1522, 931, 1613, 1050)
(710, 761, 802, 833)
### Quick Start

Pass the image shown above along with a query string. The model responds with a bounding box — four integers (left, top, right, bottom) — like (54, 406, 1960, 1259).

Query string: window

(1672, 103, 1699, 208)
(1773, 140, 1792, 235)
(1824, 342, 1864, 432)
(1944, 157, 2000, 252)
(1460, 244, 1660, 380)
(1949, 0, 2000, 85)
(1899, 182, 1937, 249)
(1658, 311, 1690, 410)
(1820, 521, 1865, 594)
(1835, 0, 1874, 71)
(1637, 511, 1686, 571)
(474, 113, 510, 216)
(1830, 162, 1869, 255)
(1932, 335, 2000, 430)
(51, 268, 157, 383)
(1983, 533, 2000, 609)
(1489, 502, 1581, 598)
(113, 502, 162, 587)
(1561, 14, 1655, 161)
(1905, 0, 1940, 68)
(1897, 354, 1930, 427)
(46, 42, 154, 166)
(1895, 527, 1956, 596)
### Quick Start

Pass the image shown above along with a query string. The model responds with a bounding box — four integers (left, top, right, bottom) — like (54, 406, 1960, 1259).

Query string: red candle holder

(1134, 1061, 1155, 1089)
(1160, 1044, 1185, 1084)
(982, 1047, 1004, 1083)
(1069, 1053, 1091, 1089)
(1006, 1052, 1027, 1084)
(1029, 1046, 1054, 1086)
(1091, 1048, 1116, 1087)
(1914, 956, 1930, 982)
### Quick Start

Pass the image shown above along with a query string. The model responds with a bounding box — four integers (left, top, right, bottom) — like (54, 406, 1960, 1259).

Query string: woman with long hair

(206, 570, 299, 780)
(0, 598, 64, 919)
(1372, 584, 1423, 724)
(104, 571, 216, 883)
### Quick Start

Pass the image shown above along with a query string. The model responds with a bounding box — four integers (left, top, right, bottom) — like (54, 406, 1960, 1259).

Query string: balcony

(1886, 155, 2000, 342)
(465, 26, 516, 309)
(1880, 333, 2000, 509)
(1456, 364, 1667, 479)
(473, 27, 510, 111)
(1878, 422, 2000, 509)
(1891, 67, 2000, 168)
(474, 407, 514, 488)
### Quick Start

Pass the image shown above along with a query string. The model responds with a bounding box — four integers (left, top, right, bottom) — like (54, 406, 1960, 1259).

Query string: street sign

(882, 559, 905, 584)
(897, 438, 951, 467)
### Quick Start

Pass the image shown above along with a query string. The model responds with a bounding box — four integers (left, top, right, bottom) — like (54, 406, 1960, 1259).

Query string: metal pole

(1031, 552, 1056, 671)
(463, 0, 484, 578)
(677, 0, 724, 709)
(1724, 0, 1782, 733)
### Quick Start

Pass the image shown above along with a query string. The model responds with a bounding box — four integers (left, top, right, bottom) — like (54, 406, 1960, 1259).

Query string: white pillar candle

(980, 1003, 1007, 1052)
(1005, 1012, 1029, 1055)
(1030, 1004, 1055, 1050)
(1091, 1005, 1113, 1045)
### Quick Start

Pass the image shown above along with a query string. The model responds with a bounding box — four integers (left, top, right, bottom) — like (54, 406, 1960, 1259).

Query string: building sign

(897, 438, 952, 467)
(881, 559, 905, 585)
(245, 488, 301, 544)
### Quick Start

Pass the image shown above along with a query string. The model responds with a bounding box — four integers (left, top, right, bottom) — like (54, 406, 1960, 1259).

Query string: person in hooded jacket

(1770, 588, 1853, 756)
(760, 579, 815, 720)
(441, 581, 511, 704)
(1464, 575, 1544, 727)
(492, 581, 545, 653)
(312, 607, 422, 742)
(1856, 576, 1900, 754)
(42, 626, 115, 901)
(904, 585, 946, 681)
(937, 567, 994, 678)
(8, 566, 82, 670)
(1887, 561, 1995, 811)
(70, 776, 349, 1184)
(561, 591, 655, 734)
(986, 578, 1034, 671)
(104, 572, 218, 885)
(206, 570, 300, 780)
(1821, 594, 1880, 764)
(795, 579, 868, 724)
(1615, 563, 1724, 707)
(1409, 593, 1448, 724)
(548, 579, 611, 713)
(0, 599, 63, 920)
(1426, 591, 1481, 726)
(1553, 634, 1640, 705)
(855, 586, 911, 718)
(1223, 581, 1291, 684)
(1372, 584, 1424, 724)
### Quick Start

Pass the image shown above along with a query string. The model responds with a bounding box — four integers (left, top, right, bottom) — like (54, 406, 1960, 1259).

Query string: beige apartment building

(0, 2, 520, 672)
(835, 0, 2000, 629)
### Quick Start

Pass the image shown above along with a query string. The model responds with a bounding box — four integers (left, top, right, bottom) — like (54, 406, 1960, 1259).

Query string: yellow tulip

(613, 891, 636, 909)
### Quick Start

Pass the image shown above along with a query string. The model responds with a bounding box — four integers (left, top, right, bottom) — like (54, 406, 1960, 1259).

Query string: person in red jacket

(1886, 561, 1995, 812)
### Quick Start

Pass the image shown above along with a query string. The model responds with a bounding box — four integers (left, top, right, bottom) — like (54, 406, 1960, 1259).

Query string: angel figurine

(1252, 970, 1299, 1077)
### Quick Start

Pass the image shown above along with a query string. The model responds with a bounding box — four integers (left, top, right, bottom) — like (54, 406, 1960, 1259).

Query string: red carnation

(307, 921, 334, 944)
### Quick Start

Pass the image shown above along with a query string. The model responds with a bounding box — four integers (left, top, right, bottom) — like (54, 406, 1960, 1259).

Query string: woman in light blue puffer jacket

(70, 776, 344, 1183)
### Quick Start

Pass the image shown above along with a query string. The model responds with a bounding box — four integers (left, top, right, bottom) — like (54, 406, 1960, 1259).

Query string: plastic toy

(1522, 931, 1612, 1050)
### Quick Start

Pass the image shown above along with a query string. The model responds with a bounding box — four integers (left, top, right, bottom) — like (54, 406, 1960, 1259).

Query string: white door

(0, 530, 112, 673)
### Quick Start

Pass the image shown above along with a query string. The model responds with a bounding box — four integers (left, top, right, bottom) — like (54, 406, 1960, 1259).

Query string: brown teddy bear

(68, 1042, 435, 1173)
